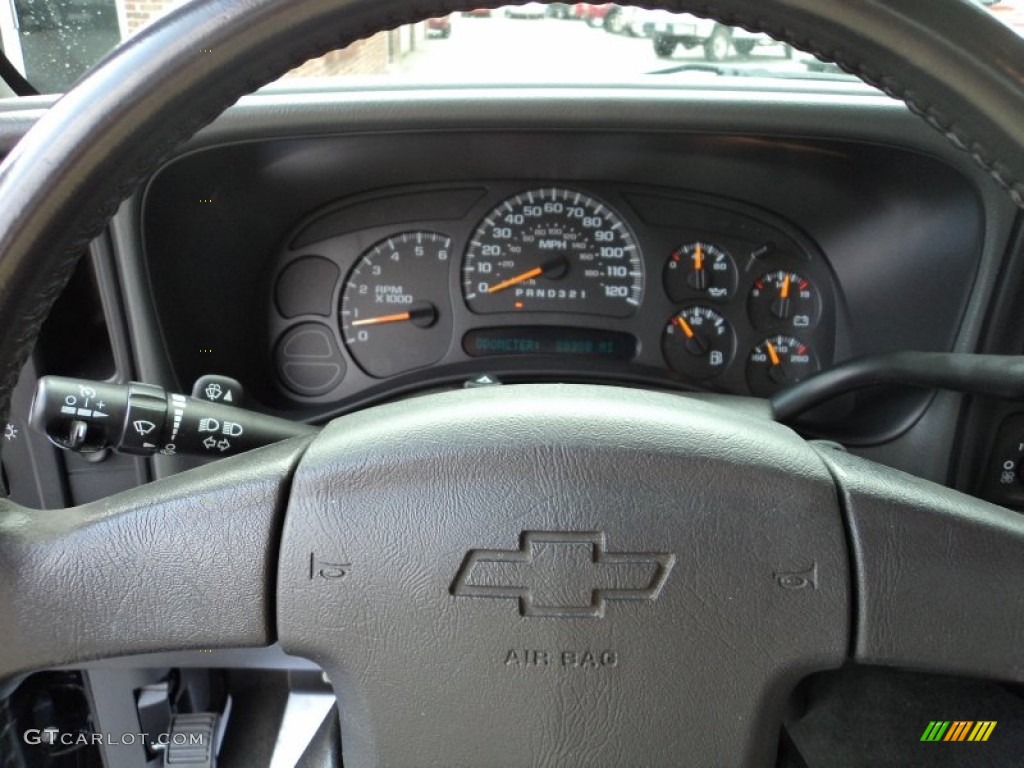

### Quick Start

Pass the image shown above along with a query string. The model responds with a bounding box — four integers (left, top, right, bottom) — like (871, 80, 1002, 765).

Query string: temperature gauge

(746, 336, 819, 396)
(664, 242, 738, 303)
(662, 306, 736, 380)
(748, 270, 820, 330)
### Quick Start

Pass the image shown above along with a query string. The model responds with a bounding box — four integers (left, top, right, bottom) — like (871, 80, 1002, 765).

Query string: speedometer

(462, 188, 643, 317)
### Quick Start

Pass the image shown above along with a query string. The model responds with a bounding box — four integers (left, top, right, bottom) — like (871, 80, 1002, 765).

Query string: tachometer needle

(675, 315, 695, 339)
(766, 341, 781, 366)
(350, 311, 412, 327)
(487, 266, 544, 294)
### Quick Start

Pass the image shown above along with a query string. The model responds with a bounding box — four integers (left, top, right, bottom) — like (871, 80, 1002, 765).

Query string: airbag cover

(278, 384, 847, 767)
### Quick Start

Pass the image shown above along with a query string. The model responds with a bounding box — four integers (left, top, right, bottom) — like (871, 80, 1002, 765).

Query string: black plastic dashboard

(138, 116, 988, 444)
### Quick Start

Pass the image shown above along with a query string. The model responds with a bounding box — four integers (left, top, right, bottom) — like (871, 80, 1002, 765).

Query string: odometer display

(463, 327, 637, 360)
(462, 188, 643, 317)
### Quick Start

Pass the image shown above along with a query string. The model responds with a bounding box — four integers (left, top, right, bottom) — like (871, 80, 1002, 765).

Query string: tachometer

(340, 232, 452, 378)
(462, 188, 643, 316)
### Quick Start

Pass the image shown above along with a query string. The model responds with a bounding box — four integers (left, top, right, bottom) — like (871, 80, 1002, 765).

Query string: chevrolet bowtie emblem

(450, 531, 675, 618)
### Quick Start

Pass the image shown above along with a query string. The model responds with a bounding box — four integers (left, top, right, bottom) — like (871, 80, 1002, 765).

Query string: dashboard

(268, 182, 836, 403)
(132, 112, 990, 448)
(0, 88, 1011, 528)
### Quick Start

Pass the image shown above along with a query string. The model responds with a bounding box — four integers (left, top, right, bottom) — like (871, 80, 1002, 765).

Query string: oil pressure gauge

(664, 242, 738, 303)
(662, 306, 736, 380)
(748, 270, 820, 330)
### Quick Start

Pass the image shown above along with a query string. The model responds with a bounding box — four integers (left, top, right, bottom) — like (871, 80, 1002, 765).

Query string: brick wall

(285, 33, 392, 79)
(117, 0, 399, 76)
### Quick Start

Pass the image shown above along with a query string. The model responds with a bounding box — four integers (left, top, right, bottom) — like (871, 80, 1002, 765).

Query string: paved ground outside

(389, 3, 1024, 84)
(392, 13, 799, 82)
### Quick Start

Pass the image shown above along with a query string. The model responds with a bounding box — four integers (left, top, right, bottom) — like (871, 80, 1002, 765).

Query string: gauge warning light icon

(451, 531, 675, 618)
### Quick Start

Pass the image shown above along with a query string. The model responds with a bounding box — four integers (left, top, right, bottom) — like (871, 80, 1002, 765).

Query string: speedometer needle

(487, 266, 544, 294)
(351, 311, 412, 327)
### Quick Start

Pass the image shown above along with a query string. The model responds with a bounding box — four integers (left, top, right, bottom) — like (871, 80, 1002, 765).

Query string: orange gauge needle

(766, 341, 781, 366)
(694, 244, 704, 271)
(350, 311, 412, 327)
(487, 266, 544, 294)
(780, 274, 791, 300)
(675, 315, 695, 339)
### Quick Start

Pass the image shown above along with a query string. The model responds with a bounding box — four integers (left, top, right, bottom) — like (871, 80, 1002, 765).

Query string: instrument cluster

(268, 182, 837, 404)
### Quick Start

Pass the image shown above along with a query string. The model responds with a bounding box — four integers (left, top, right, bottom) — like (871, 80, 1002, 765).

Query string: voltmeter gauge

(664, 242, 737, 303)
(748, 270, 820, 330)
(662, 306, 736, 380)
(746, 335, 819, 396)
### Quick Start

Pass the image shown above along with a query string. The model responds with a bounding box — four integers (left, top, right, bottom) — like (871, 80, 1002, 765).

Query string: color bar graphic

(921, 721, 996, 742)
(921, 721, 950, 741)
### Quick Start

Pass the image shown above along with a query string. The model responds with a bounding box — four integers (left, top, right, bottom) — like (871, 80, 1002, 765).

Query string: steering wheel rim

(0, 0, 1023, 419)
(0, 1, 1022, 765)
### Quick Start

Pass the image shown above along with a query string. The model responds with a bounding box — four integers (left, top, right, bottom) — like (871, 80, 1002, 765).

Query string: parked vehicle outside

(631, 9, 781, 60)
(426, 15, 452, 39)
(574, 3, 614, 27)
(505, 3, 547, 20)
(546, 3, 574, 19)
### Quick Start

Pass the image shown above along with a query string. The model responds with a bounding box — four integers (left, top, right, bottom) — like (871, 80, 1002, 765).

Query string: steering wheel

(1, 1, 1022, 765)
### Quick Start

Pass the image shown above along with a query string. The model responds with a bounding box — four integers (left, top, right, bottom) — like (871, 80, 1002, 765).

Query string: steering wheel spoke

(0, 437, 309, 680)
(818, 448, 1024, 682)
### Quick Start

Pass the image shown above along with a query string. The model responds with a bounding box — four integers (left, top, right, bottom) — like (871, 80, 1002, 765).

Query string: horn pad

(278, 384, 848, 767)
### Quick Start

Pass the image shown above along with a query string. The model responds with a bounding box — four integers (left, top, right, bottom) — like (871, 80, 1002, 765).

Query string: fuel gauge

(662, 306, 736, 380)
(664, 242, 738, 303)
(746, 335, 819, 396)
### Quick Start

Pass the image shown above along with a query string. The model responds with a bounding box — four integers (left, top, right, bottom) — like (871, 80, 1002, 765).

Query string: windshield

(0, 1, 1021, 94)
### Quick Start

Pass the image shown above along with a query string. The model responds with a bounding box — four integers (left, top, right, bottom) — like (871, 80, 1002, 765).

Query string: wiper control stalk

(30, 376, 316, 458)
